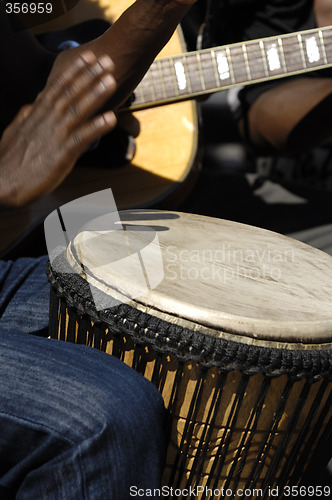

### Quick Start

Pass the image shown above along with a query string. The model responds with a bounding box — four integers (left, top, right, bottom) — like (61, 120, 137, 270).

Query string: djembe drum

(47, 210, 332, 499)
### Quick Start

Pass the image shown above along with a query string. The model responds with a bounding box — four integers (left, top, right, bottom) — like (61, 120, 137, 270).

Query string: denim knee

(1, 332, 166, 499)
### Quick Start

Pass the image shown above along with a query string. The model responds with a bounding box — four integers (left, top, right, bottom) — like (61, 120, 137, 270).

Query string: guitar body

(1, 0, 199, 255)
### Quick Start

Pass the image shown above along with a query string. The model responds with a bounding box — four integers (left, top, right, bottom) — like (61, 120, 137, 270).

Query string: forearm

(51, 0, 195, 107)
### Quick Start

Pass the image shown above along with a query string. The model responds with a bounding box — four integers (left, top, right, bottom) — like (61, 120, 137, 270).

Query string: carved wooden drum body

(47, 210, 332, 499)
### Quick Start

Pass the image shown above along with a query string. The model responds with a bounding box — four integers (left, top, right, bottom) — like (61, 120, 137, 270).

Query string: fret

(242, 44, 252, 81)
(228, 44, 247, 83)
(319, 30, 328, 65)
(226, 47, 235, 84)
(168, 59, 181, 97)
(156, 60, 168, 99)
(157, 58, 178, 100)
(150, 61, 166, 101)
(259, 40, 269, 78)
(133, 80, 146, 107)
(174, 60, 187, 91)
(185, 53, 204, 93)
(200, 51, 220, 90)
(281, 35, 303, 73)
(182, 55, 193, 95)
(210, 49, 221, 87)
(196, 53, 206, 91)
(214, 48, 233, 86)
(145, 62, 164, 102)
(172, 56, 190, 96)
(263, 38, 284, 76)
(303, 32, 323, 68)
(138, 71, 156, 105)
(321, 28, 332, 63)
(246, 40, 267, 81)
(297, 34, 307, 69)
(278, 38, 287, 73)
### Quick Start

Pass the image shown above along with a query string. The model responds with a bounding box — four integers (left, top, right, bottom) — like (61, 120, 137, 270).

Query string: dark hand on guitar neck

(49, 0, 198, 109)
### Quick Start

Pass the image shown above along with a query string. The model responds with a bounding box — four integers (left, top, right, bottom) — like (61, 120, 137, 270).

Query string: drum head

(67, 210, 332, 344)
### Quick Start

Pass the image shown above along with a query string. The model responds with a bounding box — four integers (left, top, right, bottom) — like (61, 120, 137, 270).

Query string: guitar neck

(129, 25, 332, 111)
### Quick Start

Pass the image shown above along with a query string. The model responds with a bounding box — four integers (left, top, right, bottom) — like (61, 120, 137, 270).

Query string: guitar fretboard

(130, 25, 332, 110)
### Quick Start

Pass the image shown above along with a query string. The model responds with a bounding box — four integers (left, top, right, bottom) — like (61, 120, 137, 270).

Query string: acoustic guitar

(2, 0, 332, 255)
(1, 0, 200, 256)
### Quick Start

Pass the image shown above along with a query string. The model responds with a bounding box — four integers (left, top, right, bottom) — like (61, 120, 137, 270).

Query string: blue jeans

(0, 257, 166, 499)
(0, 256, 50, 337)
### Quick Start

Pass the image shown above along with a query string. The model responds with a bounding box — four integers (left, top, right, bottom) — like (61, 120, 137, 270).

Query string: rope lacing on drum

(47, 262, 332, 383)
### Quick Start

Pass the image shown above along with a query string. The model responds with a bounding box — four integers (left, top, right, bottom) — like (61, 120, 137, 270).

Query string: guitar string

(138, 31, 332, 92)
(159, 34, 332, 85)
(132, 29, 332, 108)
